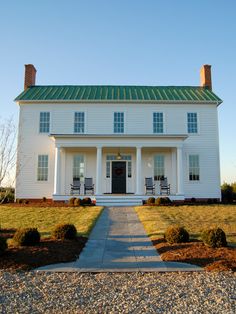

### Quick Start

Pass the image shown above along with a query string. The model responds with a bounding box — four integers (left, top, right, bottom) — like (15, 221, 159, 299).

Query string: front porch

(51, 134, 187, 205)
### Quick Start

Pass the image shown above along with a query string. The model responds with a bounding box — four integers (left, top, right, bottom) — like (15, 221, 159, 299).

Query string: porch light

(116, 151, 122, 160)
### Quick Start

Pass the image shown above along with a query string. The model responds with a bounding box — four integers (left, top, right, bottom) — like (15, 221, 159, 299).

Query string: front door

(112, 161, 126, 193)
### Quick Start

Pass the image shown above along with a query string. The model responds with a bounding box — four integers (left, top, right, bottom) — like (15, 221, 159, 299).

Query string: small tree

(0, 117, 16, 202)
(221, 183, 233, 203)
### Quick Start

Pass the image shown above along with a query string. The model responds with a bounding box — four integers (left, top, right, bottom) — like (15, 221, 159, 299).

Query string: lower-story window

(37, 155, 48, 181)
(154, 155, 165, 180)
(73, 155, 84, 179)
(189, 154, 200, 181)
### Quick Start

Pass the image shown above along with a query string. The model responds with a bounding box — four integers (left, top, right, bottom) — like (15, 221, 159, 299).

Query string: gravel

(0, 271, 235, 313)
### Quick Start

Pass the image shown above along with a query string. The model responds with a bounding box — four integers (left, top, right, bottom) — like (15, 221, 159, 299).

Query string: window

(74, 112, 85, 133)
(114, 112, 124, 133)
(37, 155, 48, 181)
(189, 155, 200, 181)
(73, 155, 84, 179)
(106, 162, 111, 178)
(154, 155, 164, 181)
(153, 112, 164, 133)
(128, 161, 132, 178)
(39, 112, 50, 133)
(187, 113, 198, 133)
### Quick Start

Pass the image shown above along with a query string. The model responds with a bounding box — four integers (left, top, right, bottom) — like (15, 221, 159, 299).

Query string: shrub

(13, 228, 41, 246)
(147, 197, 155, 205)
(221, 183, 234, 203)
(82, 197, 92, 205)
(42, 197, 47, 202)
(155, 197, 172, 205)
(0, 236, 7, 255)
(164, 225, 189, 244)
(16, 198, 23, 204)
(201, 228, 227, 248)
(74, 198, 82, 206)
(68, 197, 76, 206)
(22, 199, 29, 204)
(52, 224, 77, 240)
(191, 197, 196, 203)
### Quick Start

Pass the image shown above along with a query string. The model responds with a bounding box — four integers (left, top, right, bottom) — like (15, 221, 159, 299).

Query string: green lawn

(135, 205, 236, 244)
(0, 206, 103, 238)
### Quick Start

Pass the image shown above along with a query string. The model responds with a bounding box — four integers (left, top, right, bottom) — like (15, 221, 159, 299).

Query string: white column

(54, 146, 61, 195)
(136, 146, 142, 195)
(176, 147, 184, 195)
(96, 146, 102, 195)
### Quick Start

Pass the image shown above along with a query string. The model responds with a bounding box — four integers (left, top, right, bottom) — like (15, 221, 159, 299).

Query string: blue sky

(0, 0, 235, 183)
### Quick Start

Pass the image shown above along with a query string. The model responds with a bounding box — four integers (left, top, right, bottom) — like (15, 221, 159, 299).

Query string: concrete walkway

(36, 207, 202, 272)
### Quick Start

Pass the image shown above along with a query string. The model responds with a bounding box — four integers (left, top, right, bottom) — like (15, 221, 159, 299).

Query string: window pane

(153, 112, 163, 133)
(74, 112, 85, 133)
(189, 155, 200, 181)
(128, 161, 132, 178)
(37, 155, 48, 181)
(114, 112, 124, 133)
(39, 112, 50, 133)
(154, 155, 164, 180)
(106, 161, 110, 178)
(187, 113, 198, 133)
(73, 155, 84, 179)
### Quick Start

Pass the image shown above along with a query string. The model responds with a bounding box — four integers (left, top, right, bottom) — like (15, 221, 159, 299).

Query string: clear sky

(0, 0, 235, 183)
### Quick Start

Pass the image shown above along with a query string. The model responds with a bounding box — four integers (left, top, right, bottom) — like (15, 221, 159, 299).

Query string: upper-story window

(153, 112, 164, 133)
(74, 112, 85, 133)
(39, 112, 50, 133)
(187, 113, 198, 133)
(114, 112, 124, 133)
(37, 155, 48, 181)
(189, 154, 200, 181)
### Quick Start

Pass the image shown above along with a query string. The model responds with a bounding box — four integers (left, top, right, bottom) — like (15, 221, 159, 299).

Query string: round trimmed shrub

(147, 197, 155, 205)
(74, 198, 82, 206)
(13, 228, 40, 246)
(164, 225, 189, 244)
(68, 197, 76, 206)
(201, 228, 227, 248)
(52, 224, 77, 240)
(0, 236, 7, 255)
(82, 197, 92, 205)
(155, 197, 172, 205)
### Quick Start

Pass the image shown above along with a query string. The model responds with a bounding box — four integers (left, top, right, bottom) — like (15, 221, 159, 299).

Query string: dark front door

(112, 161, 126, 193)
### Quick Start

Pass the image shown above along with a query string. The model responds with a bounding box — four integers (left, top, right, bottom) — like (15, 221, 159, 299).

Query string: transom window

(154, 155, 165, 181)
(73, 155, 84, 180)
(153, 112, 164, 133)
(189, 155, 200, 181)
(39, 112, 50, 133)
(74, 112, 85, 133)
(37, 155, 48, 181)
(114, 112, 124, 133)
(187, 113, 198, 133)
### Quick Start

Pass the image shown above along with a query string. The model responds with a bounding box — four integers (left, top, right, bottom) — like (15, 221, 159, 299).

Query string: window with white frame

(114, 112, 124, 133)
(74, 112, 85, 133)
(73, 155, 84, 180)
(37, 155, 48, 181)
(189, 154, 200, 181)
(153, 112, 164, 133)
(187, 113, 198, 133)
(154, 155, 165, 180)
(39, 112, 50, 133)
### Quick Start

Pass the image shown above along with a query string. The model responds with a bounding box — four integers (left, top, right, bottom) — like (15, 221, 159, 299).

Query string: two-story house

(15, 64, 222, 205)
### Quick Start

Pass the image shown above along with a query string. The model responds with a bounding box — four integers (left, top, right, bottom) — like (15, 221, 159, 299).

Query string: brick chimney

(200, 64, 212, 90)
(24, 64, 37, 90)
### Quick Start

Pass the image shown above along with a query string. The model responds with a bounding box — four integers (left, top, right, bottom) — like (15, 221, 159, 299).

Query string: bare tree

(0, 117, 16, 190)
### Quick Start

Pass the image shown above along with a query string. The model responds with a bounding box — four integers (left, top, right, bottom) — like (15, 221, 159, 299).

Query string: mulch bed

(0, 230, 87, 271)
(152, 238, 236, 271)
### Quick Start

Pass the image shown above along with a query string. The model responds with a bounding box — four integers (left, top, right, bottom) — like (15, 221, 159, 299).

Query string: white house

(15, 64, 222, 205)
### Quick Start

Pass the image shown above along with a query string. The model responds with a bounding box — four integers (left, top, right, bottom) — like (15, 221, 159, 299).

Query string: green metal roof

(15, 85, 222, 104)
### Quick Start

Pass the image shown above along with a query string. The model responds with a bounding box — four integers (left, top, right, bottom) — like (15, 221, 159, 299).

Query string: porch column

(96, 146, 102, 195)
(54, 146, 61, 195)
(136, 146, 142, 195)
(176, 146, 184, 195)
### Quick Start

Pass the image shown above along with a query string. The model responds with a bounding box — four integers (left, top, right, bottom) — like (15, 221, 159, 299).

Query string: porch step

(95, 195, 143, 207)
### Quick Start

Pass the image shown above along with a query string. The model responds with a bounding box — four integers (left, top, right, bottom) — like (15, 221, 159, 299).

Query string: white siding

(16, 102, 221, 199)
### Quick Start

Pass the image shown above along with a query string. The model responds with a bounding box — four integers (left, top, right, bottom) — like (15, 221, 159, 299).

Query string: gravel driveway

(0, 271, 235, 313)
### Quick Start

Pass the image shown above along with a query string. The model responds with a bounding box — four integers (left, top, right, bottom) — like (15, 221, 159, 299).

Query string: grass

(135, 204, 236, 244)
(0, 205, 103, 238)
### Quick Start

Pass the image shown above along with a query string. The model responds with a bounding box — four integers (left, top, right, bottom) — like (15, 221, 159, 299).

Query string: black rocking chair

(84, 177, 94, 195)
(160, 177, 170, 195)
(70, 178, 81, 195)
(145, 177, 156, 195)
